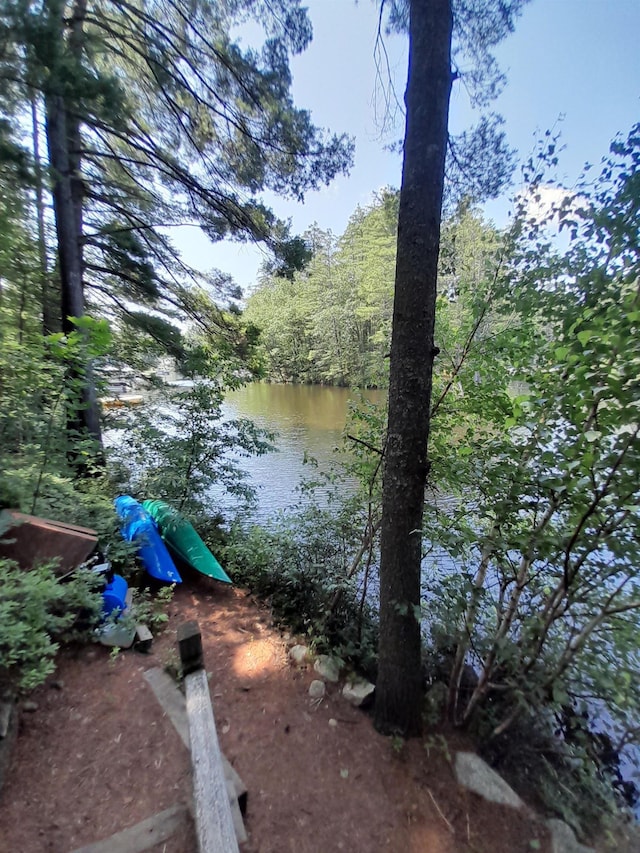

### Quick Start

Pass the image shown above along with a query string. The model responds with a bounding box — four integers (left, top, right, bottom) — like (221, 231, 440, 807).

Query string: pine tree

(0, 0, 353, 458)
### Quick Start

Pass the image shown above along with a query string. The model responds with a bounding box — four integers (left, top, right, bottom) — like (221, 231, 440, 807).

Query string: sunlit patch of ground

(232, 637, 281, 679)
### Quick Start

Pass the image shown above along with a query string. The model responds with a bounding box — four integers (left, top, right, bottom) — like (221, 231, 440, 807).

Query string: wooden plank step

(143, 664, 248, 844)
(70, 803, 189, 853)
(134, 624, 153, 653)
(142, 667, 247, 809)
(178, 621, 241, 852)
(143, 666, 189, 749)
(227, 780, 248, 844)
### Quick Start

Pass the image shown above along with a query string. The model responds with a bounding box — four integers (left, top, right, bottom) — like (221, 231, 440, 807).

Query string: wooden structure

(178, 620, 241, 853)
(0, 510, 97, 574)
(142, 667, 247, 820)
(70, 804, 190, 853)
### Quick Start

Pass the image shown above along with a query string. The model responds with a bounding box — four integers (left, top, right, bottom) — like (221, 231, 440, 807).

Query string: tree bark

(31, 94, 58, 335)
(44, 0, 103, 456)
(374, 0, 453, 737)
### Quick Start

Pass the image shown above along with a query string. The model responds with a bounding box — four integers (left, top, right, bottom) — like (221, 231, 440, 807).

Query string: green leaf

(577, 330, 594, 346)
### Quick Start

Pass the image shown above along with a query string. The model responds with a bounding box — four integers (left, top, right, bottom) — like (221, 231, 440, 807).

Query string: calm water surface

(219, 383, 384, 520)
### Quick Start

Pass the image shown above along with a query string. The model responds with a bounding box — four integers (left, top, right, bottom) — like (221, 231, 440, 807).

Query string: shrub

(0, 558, 102, 694)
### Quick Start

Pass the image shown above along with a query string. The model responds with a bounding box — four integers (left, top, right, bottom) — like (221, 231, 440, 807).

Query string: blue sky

(171, 0, 640, 292)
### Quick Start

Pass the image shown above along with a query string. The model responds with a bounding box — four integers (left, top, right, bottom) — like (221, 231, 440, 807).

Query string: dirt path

(1, 575, 553, 852)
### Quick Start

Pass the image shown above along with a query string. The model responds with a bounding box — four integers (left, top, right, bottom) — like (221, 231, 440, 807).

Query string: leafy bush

(0, 559, 102, 693)
(106, 379, 273, 518)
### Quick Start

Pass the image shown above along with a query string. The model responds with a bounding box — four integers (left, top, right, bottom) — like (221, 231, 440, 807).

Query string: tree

(374, 0, 454, 736)
(374, 0, 528, 736)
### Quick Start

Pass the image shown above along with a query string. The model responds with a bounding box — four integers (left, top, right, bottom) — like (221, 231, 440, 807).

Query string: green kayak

(142, 500, 231, 584)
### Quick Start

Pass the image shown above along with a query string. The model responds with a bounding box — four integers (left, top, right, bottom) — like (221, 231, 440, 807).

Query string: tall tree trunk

(31, 94, 58, 335)
(44, 0, 103, 457)
(374, 0, 453, 737)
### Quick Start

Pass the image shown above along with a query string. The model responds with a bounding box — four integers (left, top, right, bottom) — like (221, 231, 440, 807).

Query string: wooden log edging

(178, 620, 240, 853)
(70, 804, 189, 853)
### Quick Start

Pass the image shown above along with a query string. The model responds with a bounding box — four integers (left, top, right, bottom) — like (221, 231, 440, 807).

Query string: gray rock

(289, 644, 309, 665)
(22, 701, 39, 713)
(97, 621, 135, 649)
(342, 679, 375, 707)
(309, 679, 327, 699)
(308, 680, 326, 699)
(313, 655, 341, 683)
(546, 819, 594, 853)
(454, 752, 524, 809)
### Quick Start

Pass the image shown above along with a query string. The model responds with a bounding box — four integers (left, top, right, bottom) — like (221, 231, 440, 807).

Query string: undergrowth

(478, 707, 636, 842)
(0, 558, 103, 695)
(223, 507, 379, 679)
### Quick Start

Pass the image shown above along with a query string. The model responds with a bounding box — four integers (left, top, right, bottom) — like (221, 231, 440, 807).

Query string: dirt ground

(1, 574, 566, 852)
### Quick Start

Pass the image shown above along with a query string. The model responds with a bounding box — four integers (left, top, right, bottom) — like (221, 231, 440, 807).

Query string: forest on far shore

(245, 192, 500, 390)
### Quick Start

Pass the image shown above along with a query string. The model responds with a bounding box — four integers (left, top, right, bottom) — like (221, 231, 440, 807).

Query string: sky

(171, 0, 640, 293)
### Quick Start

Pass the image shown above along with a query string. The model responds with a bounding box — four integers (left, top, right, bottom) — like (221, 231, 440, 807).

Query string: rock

(328, 718, 338, 728)
(134, 624, 153, 653)
(22, 701, 39, 713)
(342, 679, 375, 708)
(546, 819, 595, 853)
(313, 655, 341, 683)
(308, 680, 326, 699)
(289, 644, 309, 665)
(454, 752, 524, 809)
(97, 621, 136, 649)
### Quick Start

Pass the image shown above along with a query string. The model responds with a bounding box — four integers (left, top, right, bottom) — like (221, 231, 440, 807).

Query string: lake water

(219, 382, 384, 519)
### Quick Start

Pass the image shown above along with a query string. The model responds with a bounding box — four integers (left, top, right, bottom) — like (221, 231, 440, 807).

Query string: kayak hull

(114, 495, 182, 584)
(142, 500, 231, 584)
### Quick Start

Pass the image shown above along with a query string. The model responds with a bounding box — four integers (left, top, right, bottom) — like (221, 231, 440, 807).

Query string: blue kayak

(114, 495, 182, 583)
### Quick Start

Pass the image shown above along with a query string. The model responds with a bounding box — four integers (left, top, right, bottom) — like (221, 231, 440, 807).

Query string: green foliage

(0, 559, 102, 693)
(107, 379, 273, 517)
(0, 0, 353, 469)
(480, 711, 624, 836)
(247, 191, 504, 389)
(383, 0, 528, 205)
(0, 0, 353, 329)
(245, 127, 640, 825)
(405, 126, 640, 825)
(118, 584, 175, 635)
